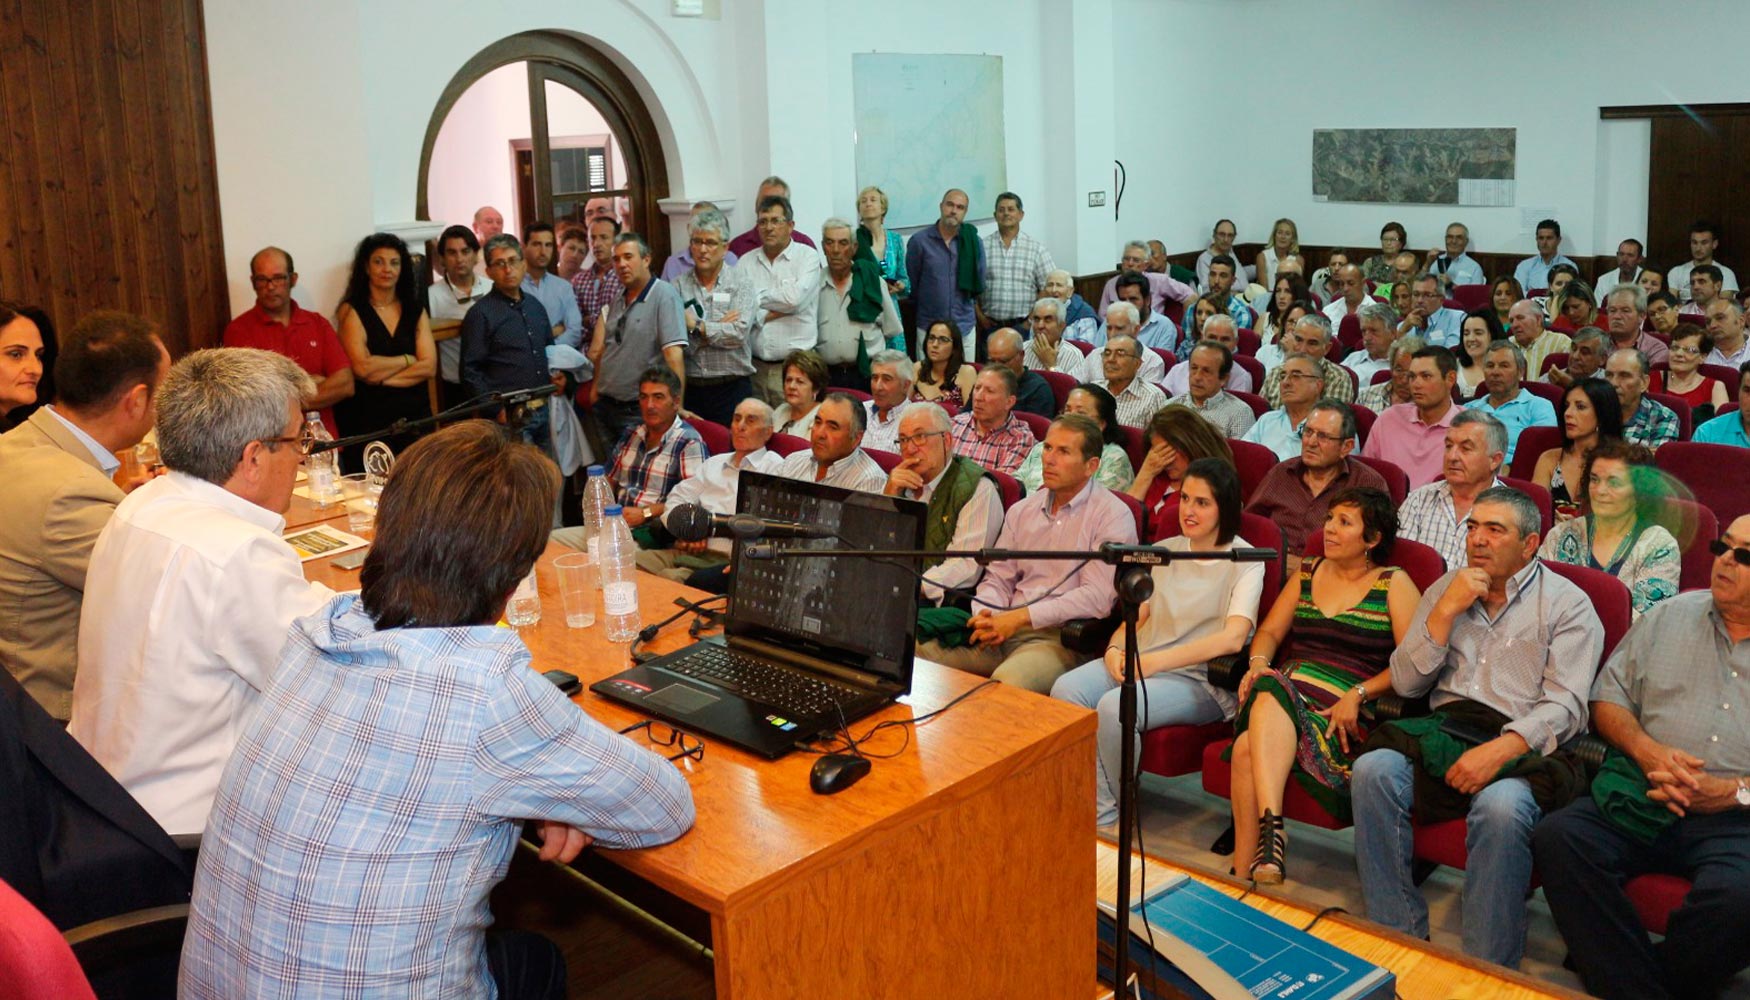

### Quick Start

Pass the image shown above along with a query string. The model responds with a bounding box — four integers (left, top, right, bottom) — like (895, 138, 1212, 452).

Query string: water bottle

(598, 505, 642, 642)
(302, 412, 343, 505)
(506, 568, 542, 626)
(582, 464, 616, 566)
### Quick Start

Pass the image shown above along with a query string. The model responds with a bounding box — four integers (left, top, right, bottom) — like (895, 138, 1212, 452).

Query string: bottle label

(603, 581, 638, 616)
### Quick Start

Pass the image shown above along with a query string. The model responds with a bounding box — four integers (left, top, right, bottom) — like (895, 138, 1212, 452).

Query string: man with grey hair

(817, 216, 900, 391)
(1509, 297, 1571, 378)
(1242, 353, 1329, 460)
(1246, 399, 1386, 574)
(1094, 334, 1168, 428)
(1259, 313, 1356, 407)
(1042, 269, 1096, 326)
(1397, 409, 1508, 569)
(882, 403, 1002, 604)
(727, 175, 815, 257)
(635, 395, 782, 584)
(1545, 326, 1608, 389)
(1162, 313, 1254, 395)
(1097, 239, 1197, 317)
(1602, 285, 1670, 367)
(1343, 301, 1401, 384)
(1425, 222, 1485, 292)
(1604, 347, 1681, 450)
(1357, 334, 1425, 411)
(1704, 296, 1750, 369)
(1076, 300, 1165, 383)
(69, 348, 337, 836)
(1023, 297, 1084, 376)
(862, 349, 914, 452)
(673, 206, 758, 426)
(1354, 484, 1602, 967)
(661, 200, 740, 281)
(1464, 340, 1556, 462)
(1400, 272, 1465, 348)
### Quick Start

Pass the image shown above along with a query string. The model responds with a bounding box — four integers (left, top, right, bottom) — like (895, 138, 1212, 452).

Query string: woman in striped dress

(1228, 488, 1422, 884)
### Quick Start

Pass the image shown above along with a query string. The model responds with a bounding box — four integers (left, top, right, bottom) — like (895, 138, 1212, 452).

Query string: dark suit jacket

(1015, 370, 1056, 419)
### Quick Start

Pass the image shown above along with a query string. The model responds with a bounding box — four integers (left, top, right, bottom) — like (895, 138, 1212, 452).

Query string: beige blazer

(0, 409, 125, 720)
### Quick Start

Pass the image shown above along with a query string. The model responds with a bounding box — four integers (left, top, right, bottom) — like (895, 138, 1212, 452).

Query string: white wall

(1117, 0, 1750, 260)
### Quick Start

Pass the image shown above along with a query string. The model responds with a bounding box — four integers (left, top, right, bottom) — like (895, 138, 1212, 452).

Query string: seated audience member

(1601, 285, 1670, 366)
(1534, 266, 1579, 324)
(1705, 297, 1750, 370)
(635, 397, 782, 583)
(1023, 296, 1085, 375)
(1197, 219, 1240, 290)
(1096, 273, 1179, 352)
(1358, 335, 1425, 412)
(1463, 340, 1557, 463)
(1399, 272, 1464, 348)
(1539, 440, 1679, 620)
(1605, 348, 1680, 451)
(1043, 269, 1096, 327)
(1453, 315, 1496, 397)
(1053, 458, 1263, 829)
(772, 348, 828, 437)
(911, 320, 978, 407)
(1397, 410, 1508, 569)
(949, 366, 1036, 474)
(1646, 289, 1682, 339)
(1075, 302, 1166, 383)
(921, 414, 1136, 693)
(1166, 340, 1257, 438)
(590, 232, 688, 439)
(69, 348, 336, 835)
(1506, 297, 1571, 384)
(1353, 486, 1602, 968)
(1242, 353, 1326, 461)
(0, 302, 47, 429)
(1534, 514, 1750, 1000)
(1374, 251, 1420, 308)
(1246, 401, 1388, 573)
(1260, 314, 1355, 407)
(223, 247, 353, 435)
(1015, 383, 1133, 494)
(1231, 488, 1421, 882)
(427, 226, 492, 408)
(1668, 219, 1739, 304)
(1255, 301, 1314, 374)
(1487, 276, 1522, 332)
(1185, 254, 1253, 343)
(1427, 222, 1486, 292)
(1592, 238, 1646, 304)
(178, 421, 695, 1000)
(1361, 346, 1460, 486)
(1343, 302, 1400, 385)
(1386, 278, 1413, 321)
(1097, 240, 1197, 316)
(1654, 323, 1729, 421)
(0, 312, 168, 720)
(1639, 267, 1667, 299)
(1544, 325, 1608, 390)
(1551, 279, 1598, 333)
(460, 234, 567, 456)
(608, 367, 707, 541)
(1253, 218, 1299, 290)
(335, 233, 437, 466)
(817, 216, 900, 389)
(674, 207, 758, 426)
(986, 327, 1054, 418)
(1515, 218, 1578, 292)
(1360, 223, 1407, 285)
(776, 391, 887, 492)
(1256, 275, 1311, 353)
(1687, 264, 1728, 319)
(1163, 314, 1254, 394)
(1308, 248, 1349, 305)
(1321, 264, 1370, 328)
(1533, 379, 1624, 521)
(519, 221, 585, 350)
(861, 349, 913, 452)
(883, 404, 1003, 603)
(1093, 334, 1168, 428)
(1692, 361, 1750, 447)
(1129, 406, 1233, 523)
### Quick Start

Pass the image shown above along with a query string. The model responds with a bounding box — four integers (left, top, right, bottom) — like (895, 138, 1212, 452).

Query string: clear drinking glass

(555, 552, 596, 628)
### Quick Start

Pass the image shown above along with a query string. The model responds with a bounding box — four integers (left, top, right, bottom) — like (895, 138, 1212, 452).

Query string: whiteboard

(851, 53, 1008, 228)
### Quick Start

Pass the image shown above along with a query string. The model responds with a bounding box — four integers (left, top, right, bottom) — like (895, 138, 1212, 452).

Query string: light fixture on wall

(671, 0, 720, 17)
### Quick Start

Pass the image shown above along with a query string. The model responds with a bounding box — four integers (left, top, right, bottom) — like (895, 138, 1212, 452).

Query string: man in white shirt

(428, 225, 493, 407)
(1344, 302, 1400, 385)
(1668, 221, 1740, 303)
(1075, 302, 1165, 384)
(1704, 299, 1750, 370)
(1022, 297, 1085, 376)
(636, 396, 782, 582)
(861, 349, 914, 453)
(882, 404, 1002, 604)
(1094, 334, 1168, 428)
(1593, 239, 1646, 305)
(740, 194, 824, 406)
(1321, 264, 1370, 328)
(69, 348, 336, 836)
(1425, 222, 1486, 292)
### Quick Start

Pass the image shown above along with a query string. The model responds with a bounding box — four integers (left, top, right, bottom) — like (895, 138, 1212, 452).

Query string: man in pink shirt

(1361, 345, 1458, 486)
(221, 247, 353, 436)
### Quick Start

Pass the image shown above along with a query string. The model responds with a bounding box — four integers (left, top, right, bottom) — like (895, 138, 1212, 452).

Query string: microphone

(666, 503, 836, 543)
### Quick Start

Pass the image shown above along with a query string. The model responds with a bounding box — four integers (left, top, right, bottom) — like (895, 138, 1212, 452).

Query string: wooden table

(283, 490, 346, 529)
(307, 540, 1098, 999)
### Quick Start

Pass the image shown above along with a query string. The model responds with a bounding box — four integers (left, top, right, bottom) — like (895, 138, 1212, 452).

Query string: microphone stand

(307, 384, 560, 454)
(746, 539, 1276, 997)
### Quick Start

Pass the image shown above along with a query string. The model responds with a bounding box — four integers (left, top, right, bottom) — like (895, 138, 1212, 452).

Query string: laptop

(591, 471, 926, 758)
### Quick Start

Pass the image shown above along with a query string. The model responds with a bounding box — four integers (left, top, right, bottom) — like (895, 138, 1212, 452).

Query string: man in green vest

(882, 404, 1003, 605)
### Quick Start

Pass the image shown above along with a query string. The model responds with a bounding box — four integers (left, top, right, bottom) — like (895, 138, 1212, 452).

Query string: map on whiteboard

(852, 53, 1007, 228)
(1312, 128, 1516, 206)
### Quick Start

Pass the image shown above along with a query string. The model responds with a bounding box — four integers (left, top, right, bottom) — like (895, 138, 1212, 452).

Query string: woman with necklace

(1539, 439, 1680, 620)
(336, 233, 435, 470)
(1651, 324, 1730, 423)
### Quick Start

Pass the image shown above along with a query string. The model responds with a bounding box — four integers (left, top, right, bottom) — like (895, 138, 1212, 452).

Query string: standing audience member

(70, 348, 336, 836)
(907, 188, 985, 359)
(726, 176, 816, 257)
(742, 195, 824, 405)
(1246, 400, 1388, 573)
(570, 215, 624, 329)
(556, 224, 588, 282)
(519, 221, 585, 349)
(334, 233, 436, 466)
(977, 192, 1054, 334)
(949, 366, 1036, 475)
(1533, 379, 1624, 521)
(589, 232, 687, 440)
(1396, 410, 1509, 569)
(1361, 346, 1460, 486)
(178, 420, 694, 1000)
(856, 185, 908, 305)
(223, 247, 353, 435)
(659, 202, 738, 281)
(0, 311, 168, 721)
(471, 206, 504, 246)
(1352, 487, 1602, 968)
(673, 207, 758, 426)
(427, 226, 493, 408)
(816, 217, 900, 390)
(1538, 440, 1679, 620)
(460, 235, 564, 453)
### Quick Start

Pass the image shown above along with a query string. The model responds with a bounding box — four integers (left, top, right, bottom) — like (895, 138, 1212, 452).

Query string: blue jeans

(1350, 750, 1540, 968)
(1051, 661, 1228, 827)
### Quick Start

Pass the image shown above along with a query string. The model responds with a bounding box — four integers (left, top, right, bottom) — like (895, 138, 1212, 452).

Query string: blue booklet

(1098, 872, 1395, 1000)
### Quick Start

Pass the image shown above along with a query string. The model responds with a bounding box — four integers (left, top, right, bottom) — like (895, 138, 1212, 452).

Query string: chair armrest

(172, 832, 202, 873)
(1564, 733, 1609, 773)
(1207, 651, 1249, 691)
(64, 904, 191, 978)
(1370, 693, 1430, 722)
(1058, 614, 1119, 657)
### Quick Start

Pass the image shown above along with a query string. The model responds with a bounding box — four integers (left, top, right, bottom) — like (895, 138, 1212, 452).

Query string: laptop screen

(728, 470, 925, 686)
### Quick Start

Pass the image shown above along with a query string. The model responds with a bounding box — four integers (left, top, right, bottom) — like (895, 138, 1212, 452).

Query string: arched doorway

(417, 31, 672, 263)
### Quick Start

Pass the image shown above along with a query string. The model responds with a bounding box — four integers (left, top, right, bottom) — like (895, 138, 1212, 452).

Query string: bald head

(473, 206, 504, 240)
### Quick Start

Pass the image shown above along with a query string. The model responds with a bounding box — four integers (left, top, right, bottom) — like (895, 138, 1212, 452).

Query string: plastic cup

(555, 552, 596, 629)
(339, 473, 377, 534)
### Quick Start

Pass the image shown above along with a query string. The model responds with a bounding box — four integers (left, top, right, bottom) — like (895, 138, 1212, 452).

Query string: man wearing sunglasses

(1536, 514, 1750, 999)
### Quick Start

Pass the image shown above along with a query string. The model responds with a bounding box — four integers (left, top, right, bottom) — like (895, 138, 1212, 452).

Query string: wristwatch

(1736, 777, 1750, 808)
(641, 505, 657, 522)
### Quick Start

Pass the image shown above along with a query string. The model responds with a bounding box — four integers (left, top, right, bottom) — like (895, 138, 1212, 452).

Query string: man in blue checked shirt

(180, 421, 694, 999)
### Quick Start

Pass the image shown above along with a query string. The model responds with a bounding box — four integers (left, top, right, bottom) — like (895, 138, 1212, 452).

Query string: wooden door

(1639, 107, 1750, 271)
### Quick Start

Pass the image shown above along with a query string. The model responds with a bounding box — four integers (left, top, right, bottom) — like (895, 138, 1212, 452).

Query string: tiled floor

(1130, 770, 1750, 998)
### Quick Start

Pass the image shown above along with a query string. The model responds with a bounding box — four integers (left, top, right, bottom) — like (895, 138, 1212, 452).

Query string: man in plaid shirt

(570, 215, 623, 326)
(609, 366, 707, 538)
(977, 191, 1055, 332)
(950, 366, 1036, 474)
(1605, 347, 1681, 450)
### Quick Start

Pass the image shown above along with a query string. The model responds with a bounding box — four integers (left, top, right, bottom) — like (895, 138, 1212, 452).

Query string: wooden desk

(283, 490, 345, 529)
(307, 542, 1098, 999)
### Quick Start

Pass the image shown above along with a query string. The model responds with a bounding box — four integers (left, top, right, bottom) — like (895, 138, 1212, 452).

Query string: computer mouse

(809, 753, 871, 794)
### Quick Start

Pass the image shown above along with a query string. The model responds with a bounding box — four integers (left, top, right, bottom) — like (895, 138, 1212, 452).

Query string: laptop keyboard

(664, 644, 866, 720)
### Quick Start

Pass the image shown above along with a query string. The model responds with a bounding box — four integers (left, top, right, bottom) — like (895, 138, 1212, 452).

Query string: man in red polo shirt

(222, 246, 353, 435)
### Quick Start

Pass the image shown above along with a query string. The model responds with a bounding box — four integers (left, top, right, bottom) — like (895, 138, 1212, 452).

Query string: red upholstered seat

(834, 387, 872, 403)
(767, 432, 810, 456)
(1354, 455, 1409, 505)
(0, 879, 98, 1000)
(1337, 314, 1362, 353)
(1507, 425, 1563, 481)
(1625, 873, 1693, 936)
(691, 417, 731, 456)
(1150, 347, 1177, 373)
(1452, 285, 1491, 312)
(989, 469, 1024, 511)
(1064, 339, 1093, 357)
(866, 448, 900, 474)
(1656, 441, 1750, 526)
(1664, 497, 1720, 592)
(1227, 438, 1280, 503)
(934, 399, 959, 418)
(1645, 391, 1693, 440)
(1039, 370, 1078, 414)
(1516, 380, 1564, 408)
(1351, 404, 1377, 448)
(1500, 476, 1554, 535)
(1236, 328, 1261, 357)
(1013, 410, 1051, 442)
(1230, 391, 1270, 420)
(1233, 355, 1266, 393)
(1539, 353, 1569, 378)
(1369, 368, 1392, 386)
(1119, 424, 1148, 472)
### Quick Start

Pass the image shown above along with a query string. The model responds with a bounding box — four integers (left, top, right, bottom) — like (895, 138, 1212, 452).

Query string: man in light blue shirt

(1693, 370, 1750, 447)
(1243, 353, 1325, 460)
(1427, 222, 1486, 292)
(1089, 272, 1178, 354)
(1514, 219, 1578, 292)
(520, 221, 585, 349)
(1182, 254, 1253, 343)
(1463, 341, 1556, 463)
(1402, 273, 1466, 349)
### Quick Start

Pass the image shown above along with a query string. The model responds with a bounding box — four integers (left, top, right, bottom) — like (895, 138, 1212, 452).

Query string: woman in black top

(335, 233, 436, 470)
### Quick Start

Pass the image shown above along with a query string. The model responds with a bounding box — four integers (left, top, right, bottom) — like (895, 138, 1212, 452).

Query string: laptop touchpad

(646, 684, 719, 715)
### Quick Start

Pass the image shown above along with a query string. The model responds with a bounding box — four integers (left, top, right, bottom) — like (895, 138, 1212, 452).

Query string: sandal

(1249, 809, 1286, 885)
